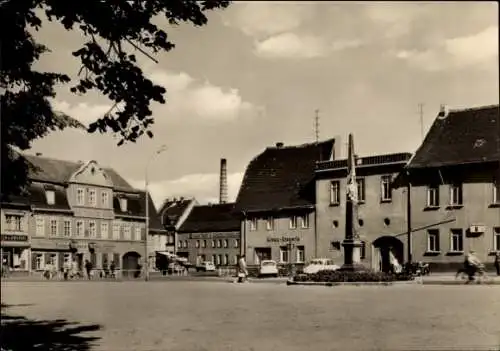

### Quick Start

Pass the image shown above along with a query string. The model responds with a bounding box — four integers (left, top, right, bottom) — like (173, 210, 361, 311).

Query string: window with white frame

(119, 197, 128, 212)
(49, 218, 58, 236)
(356, 178, 366, 203)
(266, 217, 274, 231)
(211, 240, 216, 248)
(450, 229, 464, 252)
(233, 256, 238, 265)
(494, 227, 500, 252)
(300, 214, 309, 229)
(135, 227, 141, 241)
(380, 175, 392, 202)
(249, 218, 258, 231)
(123, 225, 131, 240)
(212, 255, 217, 264)
(5, 215, 23, 232)
(217, 255, 222, 265)
(35, 216, 45, 236)
(427, 229, 440, 252)
(76, 220, 84, 237)
(427, 185, 440, 207)
(101, 191, 109, 207)
(178, 240, 182, 249)
(449, 184, 463, 206)
(101, 222, 109, 239)
(113, 223, 120, 240)
(223, 254, 229, 265)
(88, 189, 96, 207)
(45, 190, 55, 205)
(217, 239, 222, 248)
(183, 240, 188, 248)
(202, 240, 207, 248)
(77, 188, 85, 206)
(195, 240, 200, 248)
(35, 253, 44, 270)
(289, 216, 298, 229)
(296, 246, 305, 263)
(63, 219, 71, 237)
(223, 239, 228, 248)
(280, 246, 289, 263)
(360, 241, 366, 259)
(330, 181, 340, 205)
(234, 239, 239, 248)
(493, 181, 500, 205)
(89, 221, 97, 238)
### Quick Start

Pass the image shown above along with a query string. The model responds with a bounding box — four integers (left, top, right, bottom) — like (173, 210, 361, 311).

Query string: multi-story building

(235, 139, 336, 267)
(0, 154, 163, 276)
(406, 104, 500, 271)
(176, 203, 240, 266)
(315, 153, 412, 271)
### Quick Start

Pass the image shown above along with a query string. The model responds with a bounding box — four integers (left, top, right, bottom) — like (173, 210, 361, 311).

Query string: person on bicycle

(465, 250, 481, 281)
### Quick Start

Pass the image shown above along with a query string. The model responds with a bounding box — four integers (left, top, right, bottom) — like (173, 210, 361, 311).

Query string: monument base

(340, 238, 368, 272)
(338, 263, 369, 272)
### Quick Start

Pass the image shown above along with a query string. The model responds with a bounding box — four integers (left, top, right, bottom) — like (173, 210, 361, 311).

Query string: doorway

(122, 251, 141, 278)
(254, 247, 271, 265)
(372, 236, 404, 273)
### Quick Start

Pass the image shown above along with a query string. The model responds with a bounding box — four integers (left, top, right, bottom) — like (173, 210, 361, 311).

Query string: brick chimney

(219, 158, 228, 204)
(276, 142, 284, 148)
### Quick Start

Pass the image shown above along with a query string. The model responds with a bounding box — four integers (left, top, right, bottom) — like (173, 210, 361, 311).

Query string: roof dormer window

(119, 197, 128, 212)
(45, 190, 55, 205)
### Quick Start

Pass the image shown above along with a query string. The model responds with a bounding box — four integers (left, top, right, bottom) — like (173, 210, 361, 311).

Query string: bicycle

(455, 264, 489, 284)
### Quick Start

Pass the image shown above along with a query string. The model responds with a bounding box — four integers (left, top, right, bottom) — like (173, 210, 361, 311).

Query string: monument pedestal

(339, 238, 368, 272)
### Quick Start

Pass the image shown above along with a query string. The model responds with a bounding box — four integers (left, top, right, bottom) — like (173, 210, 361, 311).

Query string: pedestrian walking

(494, 252, 500, 276)
(110, 261, 116, 279)
(237, 254, 249, 283)
(85, 259, 93, 280)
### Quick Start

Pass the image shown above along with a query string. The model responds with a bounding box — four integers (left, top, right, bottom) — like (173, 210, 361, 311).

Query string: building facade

(176, 203, 240, 266)
(236, 139, 336, 267)
(0, 154, 162, 275)
(315, 153, 412, 271)
(406, 104, 500, 271)
(157, 197, 196, 255)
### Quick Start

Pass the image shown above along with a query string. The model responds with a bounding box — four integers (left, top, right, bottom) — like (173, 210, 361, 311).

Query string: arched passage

(372, 236, 404, 273)
(122, 251, 141, 278)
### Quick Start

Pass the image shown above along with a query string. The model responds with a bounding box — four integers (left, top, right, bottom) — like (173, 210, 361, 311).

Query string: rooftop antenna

(314, 109, 320, 144)
(418, 103, 424, 142)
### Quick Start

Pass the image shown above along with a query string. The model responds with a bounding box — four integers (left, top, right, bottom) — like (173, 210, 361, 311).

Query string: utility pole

(406, 171, 413, 264)
(314, 109, 320, 144)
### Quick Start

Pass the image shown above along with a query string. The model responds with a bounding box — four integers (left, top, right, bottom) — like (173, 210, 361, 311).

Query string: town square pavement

(1, 281, 499, 351)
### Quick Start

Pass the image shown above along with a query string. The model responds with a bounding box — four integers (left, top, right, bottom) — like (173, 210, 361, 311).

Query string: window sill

(423, 206, 440, 211)
(424, 251, 441, 256)
(380, 199, 392, 204)
(446, 251, 464, 256)
(329, 203, 340, 207)
(357, 201, 366, 205)
(445, 205, 463, 210)
(488, 203, 500, 208)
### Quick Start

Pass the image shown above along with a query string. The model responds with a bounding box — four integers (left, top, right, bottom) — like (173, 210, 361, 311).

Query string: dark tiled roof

(113, 192, 163, 231)
(29, 183, 72, 211)
(235, 139, 335, 212)
(178, 203, 240, 233)
(408, 105, 500, 169)
(24, 154, 134, 190)
(158, 198, 193, 227)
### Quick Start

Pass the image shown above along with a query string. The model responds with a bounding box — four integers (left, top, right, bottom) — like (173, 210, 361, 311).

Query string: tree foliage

(0, 0, 230, 198)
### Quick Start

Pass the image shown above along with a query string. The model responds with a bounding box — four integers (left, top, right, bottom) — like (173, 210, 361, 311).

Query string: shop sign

(31, 239, 116, 251)
(191, 232, 239, 240)
(1, 234, 28, 242)
(266, 236, 300, 243)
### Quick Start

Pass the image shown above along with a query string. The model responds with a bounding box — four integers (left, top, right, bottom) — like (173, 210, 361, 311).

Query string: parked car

(196, 261, 216, 272)
(258, 260, 279, 278)
(303, 258, 340, 275)
(168, 262, 185, 274)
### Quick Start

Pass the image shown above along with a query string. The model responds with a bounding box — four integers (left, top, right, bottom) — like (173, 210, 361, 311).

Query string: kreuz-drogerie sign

(1, 234, 29, 242)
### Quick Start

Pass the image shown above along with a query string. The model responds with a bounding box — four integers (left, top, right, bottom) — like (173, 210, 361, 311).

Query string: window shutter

(436, 233, 441, 251)
(113, 253, 120, 267)
(90, 252, 97, 267)
(58, 252, 64, 270)
(102, 253, 108, 267)
(44, 253, 51, 267)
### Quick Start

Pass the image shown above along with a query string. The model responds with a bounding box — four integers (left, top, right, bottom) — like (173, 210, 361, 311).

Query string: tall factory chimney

(219, 158, 228, 204)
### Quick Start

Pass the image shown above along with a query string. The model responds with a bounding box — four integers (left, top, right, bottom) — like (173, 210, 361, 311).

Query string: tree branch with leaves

(0, 0, 230, 198)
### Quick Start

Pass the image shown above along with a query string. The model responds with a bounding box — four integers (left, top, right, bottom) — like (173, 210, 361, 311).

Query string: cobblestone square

(1, 281, 499, 351)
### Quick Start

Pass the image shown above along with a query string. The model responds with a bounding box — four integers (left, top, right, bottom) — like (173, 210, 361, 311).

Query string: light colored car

(303, 258, 340, 275)
(196, 261, 216, 272)
(258, 260, 279, 278)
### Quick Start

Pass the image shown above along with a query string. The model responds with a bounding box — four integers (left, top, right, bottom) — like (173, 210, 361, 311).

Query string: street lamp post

(144, 145, 167, 281)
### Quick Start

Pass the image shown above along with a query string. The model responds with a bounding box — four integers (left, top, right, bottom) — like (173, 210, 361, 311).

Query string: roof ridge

(265, 138, 335, 150)
(448, 104, 499, 114)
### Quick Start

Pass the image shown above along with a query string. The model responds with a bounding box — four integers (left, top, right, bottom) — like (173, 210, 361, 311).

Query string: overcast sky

(29, 1, 499, 206)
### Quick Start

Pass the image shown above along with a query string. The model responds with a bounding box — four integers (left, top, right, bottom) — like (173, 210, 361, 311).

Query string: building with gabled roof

(0, 153, 162, 277)
(236, 139, 336, 266)
(176, 203, 241, 267)
(405, 104, 500, 271)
